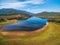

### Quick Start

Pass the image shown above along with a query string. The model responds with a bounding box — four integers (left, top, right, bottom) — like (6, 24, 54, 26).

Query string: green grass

(0, 22, 60, 45)
(0, 20, 16, 24)
(0, 22, 9, 24)
(0, 22, 3, 24)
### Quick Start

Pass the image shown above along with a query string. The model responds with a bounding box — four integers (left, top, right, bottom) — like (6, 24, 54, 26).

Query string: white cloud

(25, 0, 45, 4)
(24, 8, 45, 13)
(0, 0, 45, 9)
(0, 2, 27, 9)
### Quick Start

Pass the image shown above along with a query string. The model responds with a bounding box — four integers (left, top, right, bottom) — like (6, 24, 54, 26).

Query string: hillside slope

(0, 8, 33, 21)
(0, 22, 60, 45)
(35, 12, 60, 19)
(0, 8, 33, 16)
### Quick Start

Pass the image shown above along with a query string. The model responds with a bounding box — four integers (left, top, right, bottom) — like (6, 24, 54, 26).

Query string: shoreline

(0, 22, 48, 38)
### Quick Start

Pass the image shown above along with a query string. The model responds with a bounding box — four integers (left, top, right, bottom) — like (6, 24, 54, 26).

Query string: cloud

(25, 0, 45, 4)
(0, 2, 27, 9)
(0, 0, 45, 9)
(23, 8, 45, 13)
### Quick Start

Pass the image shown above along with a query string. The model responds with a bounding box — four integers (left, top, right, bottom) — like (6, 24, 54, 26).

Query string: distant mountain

(35, 12, 60, 19)
(0, 8, 33, 16)
(35, 12, 60, 16)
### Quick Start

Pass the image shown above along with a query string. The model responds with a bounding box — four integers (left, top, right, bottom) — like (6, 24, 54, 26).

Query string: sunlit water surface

(1, 16, 47, 31)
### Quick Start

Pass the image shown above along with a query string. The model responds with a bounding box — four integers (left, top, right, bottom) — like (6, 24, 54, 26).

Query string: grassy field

(0, 20, 17, 24)
(0, 21, 11, 24)
(0, 22, 60, 45)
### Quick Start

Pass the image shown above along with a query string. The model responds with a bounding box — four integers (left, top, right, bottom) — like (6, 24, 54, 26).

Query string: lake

(1, 16, 47, 31)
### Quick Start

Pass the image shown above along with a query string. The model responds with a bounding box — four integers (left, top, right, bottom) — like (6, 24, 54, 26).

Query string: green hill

(35, 12, 60, 19)
(0, 8, 33, 22)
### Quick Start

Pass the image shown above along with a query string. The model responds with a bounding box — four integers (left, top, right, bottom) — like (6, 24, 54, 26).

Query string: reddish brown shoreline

(0, 23, 48, 38)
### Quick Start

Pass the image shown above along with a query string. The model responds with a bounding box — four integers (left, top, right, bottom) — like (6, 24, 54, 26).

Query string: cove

(1, 16, 47, 31)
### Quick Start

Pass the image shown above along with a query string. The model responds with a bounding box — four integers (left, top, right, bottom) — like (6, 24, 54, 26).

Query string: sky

(0, 0, 60, 13)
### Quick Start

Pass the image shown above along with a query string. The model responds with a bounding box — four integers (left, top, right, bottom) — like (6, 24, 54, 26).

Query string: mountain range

(0, 8, 33, 16)
(35, 12, 60, 19)
(35, 12, 60, 16)
(0, 8, 60, 19)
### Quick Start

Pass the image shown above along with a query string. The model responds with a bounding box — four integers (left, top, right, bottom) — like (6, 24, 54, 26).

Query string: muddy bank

(0, 24, 4, 29)
(0, 23, 48, 38)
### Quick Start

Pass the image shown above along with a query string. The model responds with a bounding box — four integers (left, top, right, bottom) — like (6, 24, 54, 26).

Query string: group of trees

(0, 8, 32, 22)
(47, 19, 60, 23)
(0, 15, 30, 22)
(0, 18, 7, 22)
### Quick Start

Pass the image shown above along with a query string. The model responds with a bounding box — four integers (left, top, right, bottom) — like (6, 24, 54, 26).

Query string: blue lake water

(1, 16, 47, 31)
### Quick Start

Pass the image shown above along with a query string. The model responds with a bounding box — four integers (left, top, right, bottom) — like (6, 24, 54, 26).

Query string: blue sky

(0, 0, 60, 13)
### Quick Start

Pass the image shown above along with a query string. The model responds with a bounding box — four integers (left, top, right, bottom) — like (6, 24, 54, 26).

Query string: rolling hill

(35, 12, 60, 16)
(35, 12, 60, 19)
(0, 8, 33, 16)
(0, 8, 33, 21)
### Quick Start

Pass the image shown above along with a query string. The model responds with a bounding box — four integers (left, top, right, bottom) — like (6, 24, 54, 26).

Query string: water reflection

(1, 16, 47, 31)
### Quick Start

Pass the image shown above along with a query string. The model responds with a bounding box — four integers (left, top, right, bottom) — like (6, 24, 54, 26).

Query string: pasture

(0, 22, 60, 45)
